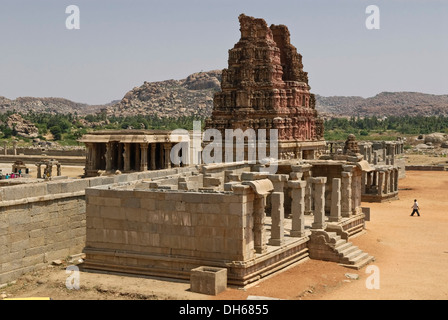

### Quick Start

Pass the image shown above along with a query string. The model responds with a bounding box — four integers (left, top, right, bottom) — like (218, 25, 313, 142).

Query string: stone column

(378, 171, 385, 196)
(384, 170, 390, 194)
(164, 143, 171, 169)
(394, 169, 399, 192)
(329, 178, 341, 222)
(389, 169, 394, 194)
(267, 174, 288, 246)
(123, 143, 131, 172)
(268, 192, 284, 246)
(135, 144, 141, 171)
(105, 142, 112, 172)
(85, 143, 94, 170)
(117, 144, 123, 171)
(341, 171, 352, 218)
(12, 141, 17, 156)
(57, 164, 61, 176)
(36, 164, 42, 179)
(268, 174, 288, 192)
(366, 171, 372, 193)
(140, 144, 148, 171)
(311, 177, 327, 230)
(253, 195, 267, 254)
(390, 146, 396, 165)
(288, 180, 307, 237)
(352, 170, 362, 215)
(361, 171, 366, 194)
(160, 144, 165, 169)
(150, 144, 157, 170)
(373, 151, 378, 165)
(3, 141, 7, 155)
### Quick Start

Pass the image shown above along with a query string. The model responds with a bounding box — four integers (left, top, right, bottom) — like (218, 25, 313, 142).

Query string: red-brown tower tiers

(205, 14, 325, 160)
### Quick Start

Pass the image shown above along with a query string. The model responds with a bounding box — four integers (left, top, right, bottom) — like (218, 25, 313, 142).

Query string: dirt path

(1, 170, 447, 300)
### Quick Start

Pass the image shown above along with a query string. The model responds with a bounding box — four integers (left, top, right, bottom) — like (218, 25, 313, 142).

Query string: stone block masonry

(84, 187, 255, 265)
(0, 166, 197, 285)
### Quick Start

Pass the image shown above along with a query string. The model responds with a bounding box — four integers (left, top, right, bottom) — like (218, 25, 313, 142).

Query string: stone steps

(326, 232, 374, 270)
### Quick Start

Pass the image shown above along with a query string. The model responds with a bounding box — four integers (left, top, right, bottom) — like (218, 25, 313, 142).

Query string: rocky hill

(315, 92, 448, 117)
(2, 71, 447, 119)
(103, 70, 222, 118)
(0, 96, 106, 115)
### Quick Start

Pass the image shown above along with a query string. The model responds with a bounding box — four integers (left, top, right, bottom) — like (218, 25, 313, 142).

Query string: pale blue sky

(1, 0, 447, 105)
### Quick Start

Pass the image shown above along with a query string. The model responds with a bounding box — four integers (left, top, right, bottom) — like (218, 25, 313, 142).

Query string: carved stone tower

(205, 14, 325, 160)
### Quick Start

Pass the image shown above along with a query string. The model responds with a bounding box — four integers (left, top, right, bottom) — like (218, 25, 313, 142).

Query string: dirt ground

(1, 155, 448, 300)
(0, 163, 84, 179)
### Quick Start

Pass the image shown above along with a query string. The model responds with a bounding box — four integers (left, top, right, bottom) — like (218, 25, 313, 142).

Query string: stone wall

(0, 166, 197, 285)
(83, 187, 256, 278)
(0, 180, 88, 285)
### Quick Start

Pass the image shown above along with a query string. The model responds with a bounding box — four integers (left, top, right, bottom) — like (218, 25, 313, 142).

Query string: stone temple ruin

(82, 15, 376, 287)
(0, 14, 403, 291)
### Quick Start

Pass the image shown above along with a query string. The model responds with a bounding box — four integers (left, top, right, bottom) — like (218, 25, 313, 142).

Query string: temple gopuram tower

(205, 14, 325, 160)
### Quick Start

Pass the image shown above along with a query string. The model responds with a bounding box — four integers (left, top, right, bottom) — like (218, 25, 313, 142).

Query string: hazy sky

(1, 0, 447, 105)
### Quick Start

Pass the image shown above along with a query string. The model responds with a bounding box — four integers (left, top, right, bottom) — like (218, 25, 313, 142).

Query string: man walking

(410, 199, 420, 217)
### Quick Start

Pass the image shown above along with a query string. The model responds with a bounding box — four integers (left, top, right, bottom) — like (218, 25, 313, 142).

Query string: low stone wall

(15, 148, 86, 157)
(0, 166, 197, 285)
(83, 187, 256, 282)
(405, 165, 446, 171)
(0, 155, 85, 166)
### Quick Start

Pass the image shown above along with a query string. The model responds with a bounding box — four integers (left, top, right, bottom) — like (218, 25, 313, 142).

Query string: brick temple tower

(205, 14, 325, 160)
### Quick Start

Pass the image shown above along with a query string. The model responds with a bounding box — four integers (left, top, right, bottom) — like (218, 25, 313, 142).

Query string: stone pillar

(267, 174, 288, 245)
(366, 171, 372, 193)
(123, 143, 131, 172)
(140, 144, 148, 171)
(12, 141, 17, 156)
(341, 171, 352, 218)
(311, 177, 327, 230)
(164, 143, 171, 169)
(268, 192, 284, 246)
(254, 195, 267, 254)
(150, 144, 157, 170)
(378, 171, 385, 196)
(384, 170, 390, 194)
(352, 170, 362, 215)
(268, 174, 288, 192)
(389, 169, 394, 194)
(135, 144, 141, 171)
(288, 180, 307, 237)
(105, 142, 112, 172)
(57, 164, 61, 176)
(295, 167, 312, 215)
(390, 146, 396, 165)
(329, 178, 341, 222)
(160, 144, 165, 169)
(361, 171, 366, 194)
(394, 169, 399, 192)
(3, 141, 7, 155)
(36, 164, 42, 179)
(85, 143, 94, 170)
(117, 144, 123, 171)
